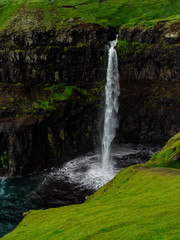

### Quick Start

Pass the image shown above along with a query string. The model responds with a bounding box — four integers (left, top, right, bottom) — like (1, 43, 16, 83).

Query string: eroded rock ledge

(117, 22, 180, 142)
(0, 22, 179, 176)
(0, 24, 114, 176)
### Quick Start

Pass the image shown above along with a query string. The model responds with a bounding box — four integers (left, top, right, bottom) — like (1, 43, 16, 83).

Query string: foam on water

(49, 144, 148, 190)
(0, 178, 7, 197)
(50, 154, 114, 190)
(49, 37, 121, 191)
(0, 143, 159, 237)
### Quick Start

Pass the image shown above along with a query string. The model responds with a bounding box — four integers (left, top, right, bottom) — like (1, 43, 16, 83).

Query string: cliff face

(0, 23, 179, 176)
(0, 24, 115, 84)
(0, 24, 115, 176)
(117, 22, 180, 143)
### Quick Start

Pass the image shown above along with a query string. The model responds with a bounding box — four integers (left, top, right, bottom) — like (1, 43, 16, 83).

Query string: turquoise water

(0, 144, 159, 238)
(0, 172, 92, 238)
(0, 175, 43, 238)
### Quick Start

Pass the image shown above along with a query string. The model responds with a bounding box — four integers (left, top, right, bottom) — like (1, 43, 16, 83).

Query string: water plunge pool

(0, 143, 159, 238)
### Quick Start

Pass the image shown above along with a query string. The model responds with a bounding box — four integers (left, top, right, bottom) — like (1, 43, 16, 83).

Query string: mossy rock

(145, 132, 180, 169)
(2, 165, 180, 240)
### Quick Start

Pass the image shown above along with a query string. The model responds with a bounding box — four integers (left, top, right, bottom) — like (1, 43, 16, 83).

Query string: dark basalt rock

(0, 24, 110, 176)
(0, 23, 117, 85)
(0, 105, 99, 176)
(117, 25, 180, 143)
(0, 23, 179, 176)
(119, 22, 180, 44)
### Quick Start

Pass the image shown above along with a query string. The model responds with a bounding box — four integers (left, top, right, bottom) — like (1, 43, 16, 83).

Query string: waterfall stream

(0, 36, 160, 238)
(101, 37, 120, 171)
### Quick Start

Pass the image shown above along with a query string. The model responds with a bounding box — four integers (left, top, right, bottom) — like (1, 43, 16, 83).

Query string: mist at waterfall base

(0, 144, 160, 237)
(0, 39, 159, 238)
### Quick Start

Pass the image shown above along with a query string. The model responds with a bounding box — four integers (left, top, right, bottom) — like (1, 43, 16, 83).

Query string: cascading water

(101, 37, 120, 171)
(0, 36, 160, 238)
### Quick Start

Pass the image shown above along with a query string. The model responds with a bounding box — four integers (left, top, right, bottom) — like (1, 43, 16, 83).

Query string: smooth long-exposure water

(101, 37, 120, 171)
(0, 38, 161, 238)
(0, 143, 159, 238)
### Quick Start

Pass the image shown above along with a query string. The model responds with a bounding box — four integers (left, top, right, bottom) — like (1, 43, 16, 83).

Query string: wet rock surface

(0, 23, 179, 176)
(0, 143, 157, 238)
(119, 22, 180, 44)
(117, 24, 180, 143)
(0, 24, 109, 176)
(0, 24, 114, 84)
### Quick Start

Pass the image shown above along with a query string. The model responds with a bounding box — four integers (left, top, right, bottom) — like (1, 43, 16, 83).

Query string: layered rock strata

(0, 22, 179, 176)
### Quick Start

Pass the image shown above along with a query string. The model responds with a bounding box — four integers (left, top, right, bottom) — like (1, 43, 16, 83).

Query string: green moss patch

(145, 132, 180, 169)
(24, 83, 88, 115)
(0, 80, 104, 119)
(117, 40, 148, 60)
(2, 165, 180, 240)
(0, 150, 7, 169)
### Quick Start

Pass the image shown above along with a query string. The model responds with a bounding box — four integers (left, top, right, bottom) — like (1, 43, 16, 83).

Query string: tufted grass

(0, 0, 180, 31)
(1, 131, 180, 240)
(2, 165, 180, 240)
(145, 132, 180, 169)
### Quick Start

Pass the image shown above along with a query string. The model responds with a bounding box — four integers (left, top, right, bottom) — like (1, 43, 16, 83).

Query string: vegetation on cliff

(0, 0, 180, 31)
(0, 0, 180, 237)
(25, 83, 88, 115)
(145, 132, 180, 169)
(2, 133, 180, 240)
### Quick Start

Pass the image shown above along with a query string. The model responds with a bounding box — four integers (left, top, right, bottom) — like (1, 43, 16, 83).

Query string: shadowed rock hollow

(0, 22, 179, 176)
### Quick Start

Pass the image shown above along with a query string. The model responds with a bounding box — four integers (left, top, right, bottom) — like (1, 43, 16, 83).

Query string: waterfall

(101, 37, 120, 171)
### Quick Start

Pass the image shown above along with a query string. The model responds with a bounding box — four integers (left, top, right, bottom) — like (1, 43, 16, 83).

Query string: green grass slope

(146, 132, 180, 169)
(2, 165, 180, 240)
(2, 133, 180, 240)
(0, 0, 180, 31)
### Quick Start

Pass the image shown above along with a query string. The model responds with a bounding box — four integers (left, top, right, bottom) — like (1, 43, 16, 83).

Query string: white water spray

(101, 37, 120, 171)
(50, 37, 121, 191)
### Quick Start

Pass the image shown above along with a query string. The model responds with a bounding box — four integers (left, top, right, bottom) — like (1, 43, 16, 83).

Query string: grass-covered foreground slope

(146, 132, 180, 169)
(0, 0, 180, 31)
(2, 166, 180, 239)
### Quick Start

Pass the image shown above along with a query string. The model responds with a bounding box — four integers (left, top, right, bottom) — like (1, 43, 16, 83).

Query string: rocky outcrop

(0, 24, 115, 84)
(119, 21, 180, 44)
(117, 22, 180, 143)
(0, 24, 113, 176)
(0, 22, 179, 176)
(0, 103, 98, 176)
(145, 132, 180, 169)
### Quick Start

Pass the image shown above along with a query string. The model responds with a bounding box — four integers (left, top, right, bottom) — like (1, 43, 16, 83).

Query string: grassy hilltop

(0, 1, 180, 239)
(2, 133, 180, 240)
(0, 0, 180, 31)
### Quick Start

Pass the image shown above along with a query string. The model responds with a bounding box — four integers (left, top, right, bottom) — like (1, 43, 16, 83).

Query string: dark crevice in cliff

(0, 23, 179, 176)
